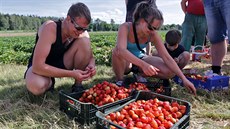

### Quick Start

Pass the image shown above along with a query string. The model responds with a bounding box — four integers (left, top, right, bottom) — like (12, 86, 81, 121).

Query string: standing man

(203, 0, 229, 74)
(25, 3, 96, 95)
(180, 0, 207, 52)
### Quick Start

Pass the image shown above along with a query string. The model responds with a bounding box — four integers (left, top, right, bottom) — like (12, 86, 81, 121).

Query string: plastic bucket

(191, 45, 207, 62)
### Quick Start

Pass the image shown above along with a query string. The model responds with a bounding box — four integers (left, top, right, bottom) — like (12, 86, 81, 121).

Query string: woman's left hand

(183, 78, 196, 95)
(142, 63, 160, 76)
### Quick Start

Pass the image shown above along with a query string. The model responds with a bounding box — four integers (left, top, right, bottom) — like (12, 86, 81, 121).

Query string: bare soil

(0, 32, 36, 37)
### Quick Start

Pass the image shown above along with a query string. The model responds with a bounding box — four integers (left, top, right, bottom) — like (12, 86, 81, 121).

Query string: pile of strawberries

(105, 98, 187, 129)
(79, 81, 131, 106)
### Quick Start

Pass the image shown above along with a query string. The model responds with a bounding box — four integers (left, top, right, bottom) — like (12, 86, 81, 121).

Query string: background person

(203, 0, 229, 75)
(125, 0, 157, 22)
(24, 3, 96, 95)
(112, 1, 196, 95)
(180, 0, 207, 52)
(153, 29, 190, 69)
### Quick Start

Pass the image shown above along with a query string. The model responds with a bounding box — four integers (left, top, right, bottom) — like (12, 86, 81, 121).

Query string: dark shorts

(125, 56, 145, 75)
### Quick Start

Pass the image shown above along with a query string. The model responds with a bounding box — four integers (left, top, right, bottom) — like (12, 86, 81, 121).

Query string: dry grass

(0, 48, 230, 128)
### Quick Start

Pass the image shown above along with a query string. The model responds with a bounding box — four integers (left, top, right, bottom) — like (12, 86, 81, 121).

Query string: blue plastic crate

(198, 76, 229, 91)
(173, 75, 229, 91)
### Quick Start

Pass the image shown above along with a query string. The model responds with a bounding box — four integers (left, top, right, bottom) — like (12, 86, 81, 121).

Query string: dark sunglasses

(71, 18, 88, 31)
(144, 19, 158, 31)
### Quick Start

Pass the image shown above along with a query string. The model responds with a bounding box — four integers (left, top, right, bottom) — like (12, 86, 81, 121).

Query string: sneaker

(115, 81, 124, 87)
(133, 74, 148, 83)
(162, 79, 171, 96)
(72, 83, 85, 93)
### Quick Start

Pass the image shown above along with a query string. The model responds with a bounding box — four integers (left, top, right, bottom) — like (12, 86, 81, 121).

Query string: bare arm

(146, 42, 152, 55)
(181, 0, 188, 14)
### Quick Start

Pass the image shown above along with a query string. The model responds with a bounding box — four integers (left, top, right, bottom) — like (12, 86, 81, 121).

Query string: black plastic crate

(96, 91, 191, 129)
(142, 81, 172, 96)
(59, 90, 136, 126)
(128, 81, 171, 96)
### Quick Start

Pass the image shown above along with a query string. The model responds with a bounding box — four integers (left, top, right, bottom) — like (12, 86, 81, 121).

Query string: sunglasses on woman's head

(71, 18, 88, 31)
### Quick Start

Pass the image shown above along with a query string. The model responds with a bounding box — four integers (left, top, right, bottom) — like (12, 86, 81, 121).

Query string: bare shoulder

(119, 22, 130, 29)
(38, 20, 56, 36)
(37, 20, 57, 44)
(118, 22, 131, 34)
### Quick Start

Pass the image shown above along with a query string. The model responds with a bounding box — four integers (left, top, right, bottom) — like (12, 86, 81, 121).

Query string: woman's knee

(159, 68, 175, 79)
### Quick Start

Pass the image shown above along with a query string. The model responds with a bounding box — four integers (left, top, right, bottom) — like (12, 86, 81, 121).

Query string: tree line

(0, 13, 182, 31)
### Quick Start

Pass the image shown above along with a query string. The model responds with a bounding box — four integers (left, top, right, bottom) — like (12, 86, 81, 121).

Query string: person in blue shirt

(125, 0, 157, 82)
(112, 1, 196, 95)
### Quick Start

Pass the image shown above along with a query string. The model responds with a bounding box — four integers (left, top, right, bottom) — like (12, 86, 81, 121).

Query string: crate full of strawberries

(59, 81, 137, 126)
(129, 81, 172, 96)
(96, 91, 191, 129)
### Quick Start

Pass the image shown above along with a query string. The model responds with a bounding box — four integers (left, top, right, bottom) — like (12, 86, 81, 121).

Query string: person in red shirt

(180, 0, 207, 52)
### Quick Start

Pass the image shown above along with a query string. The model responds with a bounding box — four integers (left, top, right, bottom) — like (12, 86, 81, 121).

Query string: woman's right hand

(142, 63, 160, 76)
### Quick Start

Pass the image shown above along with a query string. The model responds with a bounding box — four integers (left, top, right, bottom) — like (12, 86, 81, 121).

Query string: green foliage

(0, 31, 166, 65)
(0, 36, 34, 65)
(0, 13, 181, 31)
(90, 32, 117, 66)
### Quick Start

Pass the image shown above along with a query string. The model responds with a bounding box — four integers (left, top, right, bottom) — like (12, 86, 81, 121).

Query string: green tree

(0, 14, 9, 30)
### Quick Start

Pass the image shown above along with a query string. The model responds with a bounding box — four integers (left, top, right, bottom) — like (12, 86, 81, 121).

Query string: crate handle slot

(60, 91, 82, 114)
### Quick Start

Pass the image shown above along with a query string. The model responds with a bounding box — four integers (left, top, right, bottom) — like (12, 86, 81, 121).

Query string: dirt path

(0, 32, 36, 37)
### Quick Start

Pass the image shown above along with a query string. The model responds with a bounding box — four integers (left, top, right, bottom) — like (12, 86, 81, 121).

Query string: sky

(0, 0, 185, 25)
